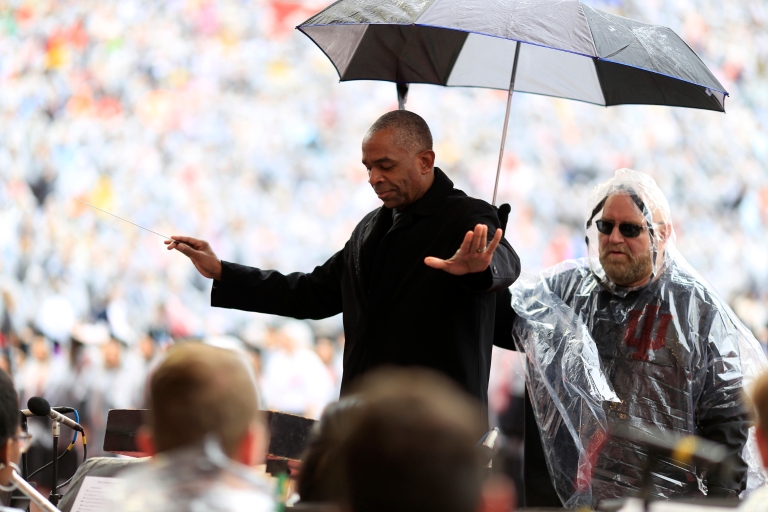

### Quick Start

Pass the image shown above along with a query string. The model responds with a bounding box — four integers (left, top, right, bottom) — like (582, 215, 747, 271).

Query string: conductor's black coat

(211, 168, 520, 406)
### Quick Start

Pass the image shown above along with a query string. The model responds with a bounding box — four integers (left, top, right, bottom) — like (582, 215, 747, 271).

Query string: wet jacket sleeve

(210, 247, 345, 320)
(458, 205, 521, 293)
(697, 312, 750, 497)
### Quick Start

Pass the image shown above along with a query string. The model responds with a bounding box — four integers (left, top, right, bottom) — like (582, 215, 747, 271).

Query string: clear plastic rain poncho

(511, 169, 768, 508)
(111, 437, 275, 512)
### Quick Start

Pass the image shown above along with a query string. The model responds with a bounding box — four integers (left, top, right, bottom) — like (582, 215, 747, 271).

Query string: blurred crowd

(0, 0, 766, 464)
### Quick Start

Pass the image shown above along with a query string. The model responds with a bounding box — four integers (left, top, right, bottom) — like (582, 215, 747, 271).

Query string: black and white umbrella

(298, 0, 727, 204)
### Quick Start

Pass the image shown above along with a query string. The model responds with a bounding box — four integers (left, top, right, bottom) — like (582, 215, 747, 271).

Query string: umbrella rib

(492, 41, 521, 207)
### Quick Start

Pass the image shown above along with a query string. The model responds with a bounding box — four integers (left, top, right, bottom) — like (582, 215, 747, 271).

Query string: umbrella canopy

(298, 0, 727, 112)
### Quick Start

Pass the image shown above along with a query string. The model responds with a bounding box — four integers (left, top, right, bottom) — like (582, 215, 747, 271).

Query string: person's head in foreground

(298, 397, 364, 503)
(362, 110, 435, 210)
(137, 342, 266, 465)
(0, 370, 28, 488)
(342, 368, 515, 512)
(586, 169, 674, 288)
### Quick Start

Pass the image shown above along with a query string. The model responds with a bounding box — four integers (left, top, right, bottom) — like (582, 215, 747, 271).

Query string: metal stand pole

(49, 421, 60, 506)
(21, 415, 28, 480)
(492, 41, 521, 207)
(11, 414, 32, 512)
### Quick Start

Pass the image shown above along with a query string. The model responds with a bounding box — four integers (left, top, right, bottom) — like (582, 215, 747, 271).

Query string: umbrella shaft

(492, 41, 521, 207)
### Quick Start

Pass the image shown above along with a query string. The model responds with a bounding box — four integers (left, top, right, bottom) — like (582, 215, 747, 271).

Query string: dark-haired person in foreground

(168, 111, 520, 407)
(0, 370, 30, 511)
(342, 368, 515, 512)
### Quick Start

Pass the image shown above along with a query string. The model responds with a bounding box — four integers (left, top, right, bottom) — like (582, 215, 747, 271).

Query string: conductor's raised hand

(424, 224, 503, 276)
(165, 236, 223, 281)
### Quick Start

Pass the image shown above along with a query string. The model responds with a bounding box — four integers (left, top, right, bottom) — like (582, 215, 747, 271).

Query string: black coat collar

(358, 168, 454, 288)
(406, 167, 454, 217)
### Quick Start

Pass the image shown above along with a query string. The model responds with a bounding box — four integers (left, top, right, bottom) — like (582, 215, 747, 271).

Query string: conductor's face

(363, 128, 435, 210)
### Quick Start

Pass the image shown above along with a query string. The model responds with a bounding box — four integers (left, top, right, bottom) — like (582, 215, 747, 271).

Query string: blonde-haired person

(115, 342, 274, 512)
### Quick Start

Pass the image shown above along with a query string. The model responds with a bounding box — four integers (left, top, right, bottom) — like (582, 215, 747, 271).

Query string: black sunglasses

(595, 220, 645, 238)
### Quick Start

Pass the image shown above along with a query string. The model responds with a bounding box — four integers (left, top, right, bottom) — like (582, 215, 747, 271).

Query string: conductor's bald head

(363, 111, 436, 209)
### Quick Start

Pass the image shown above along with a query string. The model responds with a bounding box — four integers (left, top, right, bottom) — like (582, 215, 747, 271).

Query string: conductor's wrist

(212, 260, 223, 281)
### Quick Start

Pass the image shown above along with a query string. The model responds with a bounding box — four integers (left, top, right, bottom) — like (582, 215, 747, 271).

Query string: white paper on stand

(70, 476, 122, 512)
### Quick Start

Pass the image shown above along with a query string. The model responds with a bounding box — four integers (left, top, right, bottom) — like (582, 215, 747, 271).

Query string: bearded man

(498, 169, 766, 507)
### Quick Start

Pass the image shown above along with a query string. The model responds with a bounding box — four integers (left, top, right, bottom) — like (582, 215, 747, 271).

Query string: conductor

(168, 111, 521, 407)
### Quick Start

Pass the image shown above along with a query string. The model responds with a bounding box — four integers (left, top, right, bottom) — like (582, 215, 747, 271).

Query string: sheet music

(70, 476, 122, 512)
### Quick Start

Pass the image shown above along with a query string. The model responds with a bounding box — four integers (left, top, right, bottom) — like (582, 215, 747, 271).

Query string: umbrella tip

(397, 83, 409, 110)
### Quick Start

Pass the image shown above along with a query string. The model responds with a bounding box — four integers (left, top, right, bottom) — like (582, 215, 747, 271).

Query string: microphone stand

(21, 415, 28, 479)
(49, 420, 61, 506)
(11, 414, 31, 511)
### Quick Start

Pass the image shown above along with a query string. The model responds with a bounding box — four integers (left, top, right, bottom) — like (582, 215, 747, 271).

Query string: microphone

(23, 406, 75, 416)
(478, 427, 500, 468)
(611, 423, 730, 465)
(26, 397, 84, 432)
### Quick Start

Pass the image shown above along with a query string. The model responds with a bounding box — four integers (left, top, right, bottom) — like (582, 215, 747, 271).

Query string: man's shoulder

(444, 188, 494, 213)
(541, 259, 593, 286)
(446, 188, 493, 210)
(662, 260, 716, 301)
(514, 259, 594, 301)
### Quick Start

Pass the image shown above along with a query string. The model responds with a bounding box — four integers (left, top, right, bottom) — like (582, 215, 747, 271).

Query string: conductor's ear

(418, 149, 435, 174)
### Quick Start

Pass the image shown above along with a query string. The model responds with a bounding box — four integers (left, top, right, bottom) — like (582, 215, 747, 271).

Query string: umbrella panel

(595, 59, 725, 111)
(342, 24, 469, 84)
(302, 0, 433, 25)
(448, 34, 607, 105)
(582, 5, 725, 95)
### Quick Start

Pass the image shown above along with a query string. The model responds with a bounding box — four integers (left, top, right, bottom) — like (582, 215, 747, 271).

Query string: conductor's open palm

(424, 224, 503, 275)
(165, 236, 223, 281)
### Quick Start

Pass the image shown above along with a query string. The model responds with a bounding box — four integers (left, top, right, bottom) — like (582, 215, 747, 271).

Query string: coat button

(493, 265, 497, 273)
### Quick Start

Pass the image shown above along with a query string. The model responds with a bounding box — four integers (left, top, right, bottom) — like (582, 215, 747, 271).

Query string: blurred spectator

(87, 335, 144, 455)
(261, 320, 334, 419)
(15, 331, 70, 407)
(315, 335, 342, 397)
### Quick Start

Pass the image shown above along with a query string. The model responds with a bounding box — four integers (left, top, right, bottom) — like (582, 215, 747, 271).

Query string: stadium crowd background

(0, 0, 766, 461)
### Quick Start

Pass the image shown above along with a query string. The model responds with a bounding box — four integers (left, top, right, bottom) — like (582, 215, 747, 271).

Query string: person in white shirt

(261, 320, 334, 420)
